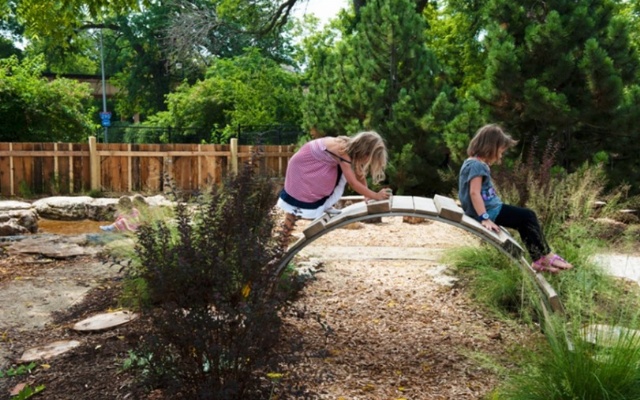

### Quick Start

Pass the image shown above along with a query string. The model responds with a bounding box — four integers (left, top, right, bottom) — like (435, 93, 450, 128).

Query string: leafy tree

(424, 0, 491, 164)
(0, 36, 22, 59)
(0, 55, 97, 142)
(474, 0, 640, 189)
(301, 0, 455, 195)
(11, 0, 143, 46)
(135, 48, 303, 143)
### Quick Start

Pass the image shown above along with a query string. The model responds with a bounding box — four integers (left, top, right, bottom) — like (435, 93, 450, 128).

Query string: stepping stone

(72, 310, 138, 332)
(20, 340, 81, 362)
(581, 324, 640, 348)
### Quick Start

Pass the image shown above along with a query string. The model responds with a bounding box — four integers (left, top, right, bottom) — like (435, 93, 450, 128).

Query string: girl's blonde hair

(467, 124, 518, 162)
(336, 131, 387, 184)
(117, 196, 134, 211)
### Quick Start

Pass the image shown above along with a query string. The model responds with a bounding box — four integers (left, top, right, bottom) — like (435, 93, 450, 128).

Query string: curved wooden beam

(274, 195, 564, 317)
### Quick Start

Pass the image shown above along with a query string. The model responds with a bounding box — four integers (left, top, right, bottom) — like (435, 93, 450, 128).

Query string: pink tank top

(284, 139, 341, 202)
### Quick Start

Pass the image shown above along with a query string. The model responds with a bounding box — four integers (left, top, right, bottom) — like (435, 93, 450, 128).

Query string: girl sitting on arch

(458, 124, 573, 273)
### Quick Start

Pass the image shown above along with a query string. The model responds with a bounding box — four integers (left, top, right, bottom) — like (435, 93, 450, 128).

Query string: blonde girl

(276, 131, 391, 241)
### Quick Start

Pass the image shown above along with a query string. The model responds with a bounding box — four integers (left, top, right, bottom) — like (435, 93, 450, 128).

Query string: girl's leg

(495, 205, 572, 271)
(494, 204, 550, 261)
(277, 212, 298, 250)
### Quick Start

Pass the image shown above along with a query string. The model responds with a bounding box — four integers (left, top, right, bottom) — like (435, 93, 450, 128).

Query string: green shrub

(124, 160, 298, 398)
(494, 139, 631, 242)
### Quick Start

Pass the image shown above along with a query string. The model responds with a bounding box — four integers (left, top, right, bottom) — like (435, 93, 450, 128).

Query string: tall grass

(493, 316, 640, 400)
(444, 246, 540, 323)
(494, 142, 633, 242)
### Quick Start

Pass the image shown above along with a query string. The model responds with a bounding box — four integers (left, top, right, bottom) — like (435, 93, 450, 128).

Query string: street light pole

(99, 29, 109, 143)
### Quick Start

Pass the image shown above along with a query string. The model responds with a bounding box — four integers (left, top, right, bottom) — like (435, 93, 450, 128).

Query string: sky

(292, 0, 350, 28)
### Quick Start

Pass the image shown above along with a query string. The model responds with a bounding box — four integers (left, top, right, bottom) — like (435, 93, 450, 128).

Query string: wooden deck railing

(0, 137, 295, 197)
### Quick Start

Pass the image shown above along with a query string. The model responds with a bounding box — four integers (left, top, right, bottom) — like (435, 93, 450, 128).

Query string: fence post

(230, 138, 238, 174)
(89, 136, 101, 191)
(9, 142, 14, 196)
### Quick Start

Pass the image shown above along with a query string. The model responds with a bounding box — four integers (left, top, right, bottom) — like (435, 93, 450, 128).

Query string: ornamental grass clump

(128, 161, 298, 398)
(493, 315, 640, 400)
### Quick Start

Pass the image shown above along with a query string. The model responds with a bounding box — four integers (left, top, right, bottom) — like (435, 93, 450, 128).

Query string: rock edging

(0, 195, 174, 236)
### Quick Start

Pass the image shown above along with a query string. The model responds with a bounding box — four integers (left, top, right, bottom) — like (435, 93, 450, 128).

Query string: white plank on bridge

(390, 195, 414, 213)
(366, 199, 391, 214)
(433, 194, 463, 222)
(303, 214, 331, 238)
(518, 256, 564, 315)
(460, 215, 524, 258)
(413, 197, 438, 216)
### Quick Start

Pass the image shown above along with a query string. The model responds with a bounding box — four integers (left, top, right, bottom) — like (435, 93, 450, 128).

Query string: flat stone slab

(593, 254, 640, 285)
(581, 324, 640, 348)
(72, 311, 138, 332)
(19, 340, 81, 362)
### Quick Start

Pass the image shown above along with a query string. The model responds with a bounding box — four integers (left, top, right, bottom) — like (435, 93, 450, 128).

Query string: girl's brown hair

(337, 131, 388, 184)
(467, 124, 518, 162)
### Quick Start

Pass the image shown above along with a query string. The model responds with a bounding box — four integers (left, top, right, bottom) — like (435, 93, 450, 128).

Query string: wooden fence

(0, 137, 296, 197)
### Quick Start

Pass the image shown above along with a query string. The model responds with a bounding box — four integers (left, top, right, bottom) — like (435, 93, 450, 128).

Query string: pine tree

(476, 0, 640, 186)
(302, 0, 455, 195)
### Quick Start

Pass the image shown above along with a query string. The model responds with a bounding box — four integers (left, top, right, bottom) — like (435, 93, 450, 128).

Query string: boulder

(0, 201, 38, 234)
(0, 219, 30, 236)
(85, 197, 119, 221)
(33, 196, 95, 220)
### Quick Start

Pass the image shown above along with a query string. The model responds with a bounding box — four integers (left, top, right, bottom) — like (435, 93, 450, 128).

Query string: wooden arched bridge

(276, 194, 564, 319)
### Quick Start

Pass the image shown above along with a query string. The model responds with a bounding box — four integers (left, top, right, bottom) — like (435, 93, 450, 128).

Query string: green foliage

(301, 0, 456, 195)
(445, 245, 537, 320)
(0, 55, 97, 142)
(16, 181, 33, 199)
(86, 189, 104, 198)
(13, 0, 143, 46)
(10, 384, 45, 400)
(476, 0, 640, 192)
(494, 316, 640, 400)
(0, 362, 45, 399)
(0, 362, 37, 378)
(23, 30, 99, 75)
(137, 48, 303, 143)
(493, 146, 632, 242)
(125, 160, 298, 397)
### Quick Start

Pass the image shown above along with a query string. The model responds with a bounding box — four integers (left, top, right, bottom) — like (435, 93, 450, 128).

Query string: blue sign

(100, 111, 112, 127)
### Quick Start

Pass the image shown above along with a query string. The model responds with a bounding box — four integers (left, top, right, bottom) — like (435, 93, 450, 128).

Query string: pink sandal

(547, 254, 573, 270)
(532, 257, 560, 274)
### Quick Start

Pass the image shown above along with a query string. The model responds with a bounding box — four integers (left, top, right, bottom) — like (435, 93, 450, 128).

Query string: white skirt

(276, 175, 347, 220)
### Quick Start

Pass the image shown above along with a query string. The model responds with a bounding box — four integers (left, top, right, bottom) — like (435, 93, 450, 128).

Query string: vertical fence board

(0, 143, 10, 197)
(40, 143, 55, 195)
(55, 143, 71, 194)
(74, 143, 90, 193)
(140, 144, 163, 192)
(12, 143, 31, 196)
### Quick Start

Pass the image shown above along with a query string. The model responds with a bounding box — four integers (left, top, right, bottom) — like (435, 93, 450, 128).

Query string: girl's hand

(481, 219, 500, 233)
(375, 188, 392, 201)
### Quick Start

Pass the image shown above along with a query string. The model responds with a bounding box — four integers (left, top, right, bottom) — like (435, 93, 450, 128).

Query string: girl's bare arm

(340, 161, 388, 200)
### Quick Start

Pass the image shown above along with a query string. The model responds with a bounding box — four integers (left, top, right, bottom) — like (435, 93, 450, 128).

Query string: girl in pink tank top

(276, 131, 391, 247)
